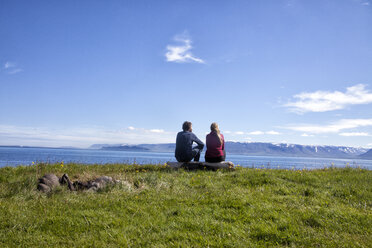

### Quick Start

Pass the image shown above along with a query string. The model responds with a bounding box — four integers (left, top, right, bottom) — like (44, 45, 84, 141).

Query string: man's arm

(192, 133, 204, 150)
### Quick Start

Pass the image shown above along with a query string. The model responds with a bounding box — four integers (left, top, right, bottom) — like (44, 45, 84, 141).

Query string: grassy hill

(0, 163, 371, 247)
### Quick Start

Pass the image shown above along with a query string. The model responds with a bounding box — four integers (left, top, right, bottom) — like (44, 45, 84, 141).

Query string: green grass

(0, 163, 371, 247)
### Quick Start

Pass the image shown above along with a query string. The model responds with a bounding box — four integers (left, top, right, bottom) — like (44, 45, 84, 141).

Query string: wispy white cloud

(285, 118, 372, 134)
(266, 130, 281, 135)
(284, 84, 372, 113)
(361, 1, 370, 6)
(4, 62, 15, 69)
(165, 35, 205, 63)
(301, 133, 314, 137)
(285, 0, 295, 7)
(149, 129, 164, 133)
(247, 131, 263, 135)
(3, 61, 22, 74)
(246, 130, 280, 135)
(127, 126, 136, 130)
(8, 68, 23, 74)
(228, 130, 282, 136)
(0, 125, 175, 148)
(339, 132, 371, 137)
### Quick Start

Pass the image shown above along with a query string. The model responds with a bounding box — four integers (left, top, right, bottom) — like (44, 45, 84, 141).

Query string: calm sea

(0, 146, 371, 170)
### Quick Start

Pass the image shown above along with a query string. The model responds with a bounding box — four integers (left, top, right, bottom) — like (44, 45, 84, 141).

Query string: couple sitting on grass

(175, 121, 226, 163)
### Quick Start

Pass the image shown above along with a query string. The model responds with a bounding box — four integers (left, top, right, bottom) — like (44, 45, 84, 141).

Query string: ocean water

(0, 146, 371, 170)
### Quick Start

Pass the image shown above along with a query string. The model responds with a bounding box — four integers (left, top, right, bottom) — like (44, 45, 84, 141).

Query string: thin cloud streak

(4, 62, 15, 69)
(285, 119, 372, 134)
(247, 131, 280, 135)
(8, 68, 23, 74)
(165, 35, 205, 63)
(285, 84, 372, 113)
(0, 125, 175, 148)
(301, 133, 314, 137)
(266, 131, 281, 135)
(248, 131, 264, 135)
(231, 130, 281, 135)
(3, 61, 22, 74)
(339, 132, 370, 137)
(149, 129, 165, 133)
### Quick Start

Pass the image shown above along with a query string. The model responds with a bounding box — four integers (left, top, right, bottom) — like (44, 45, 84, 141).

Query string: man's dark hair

(182, 121, 192, 131)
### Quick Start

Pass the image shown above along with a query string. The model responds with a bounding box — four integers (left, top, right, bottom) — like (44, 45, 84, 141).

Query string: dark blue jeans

(176, 145, 203, 162)
(191, 147, 202, 162)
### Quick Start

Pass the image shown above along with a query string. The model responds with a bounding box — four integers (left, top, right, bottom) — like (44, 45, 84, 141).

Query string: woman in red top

(205, 122, 226, 163)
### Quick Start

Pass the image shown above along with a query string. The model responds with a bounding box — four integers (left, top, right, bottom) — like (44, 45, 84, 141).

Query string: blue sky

(1, 0, 372, 148)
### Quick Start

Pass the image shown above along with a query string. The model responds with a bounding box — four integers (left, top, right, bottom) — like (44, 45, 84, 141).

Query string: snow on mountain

(90, 142, 368, 159)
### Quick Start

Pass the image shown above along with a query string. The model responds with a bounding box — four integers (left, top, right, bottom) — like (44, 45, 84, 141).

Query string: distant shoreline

(1, 142, 370, 160)
(1, 147, 372, 170)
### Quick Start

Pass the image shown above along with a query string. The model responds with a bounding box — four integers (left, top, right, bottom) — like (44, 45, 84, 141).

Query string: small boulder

(37, 183, 51, 193)
(37, 174, 119, 192)
(37, 174, 61, 193)
(39, 174, 60, 187)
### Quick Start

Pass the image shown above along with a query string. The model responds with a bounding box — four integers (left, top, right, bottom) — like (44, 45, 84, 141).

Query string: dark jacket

(205, 132, 225, 158)
(175, 131, 204, 162)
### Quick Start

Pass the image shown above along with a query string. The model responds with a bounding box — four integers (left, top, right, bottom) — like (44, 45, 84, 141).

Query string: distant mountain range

(359, 149, 372, 159)
(90, 142, 372, 159)
(101, 145, 150, 152)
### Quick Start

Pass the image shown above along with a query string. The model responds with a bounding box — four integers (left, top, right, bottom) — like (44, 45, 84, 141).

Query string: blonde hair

(210, 122, 222, 145)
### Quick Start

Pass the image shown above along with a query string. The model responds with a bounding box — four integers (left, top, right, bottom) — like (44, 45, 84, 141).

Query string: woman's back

(205, 132, 225, 158)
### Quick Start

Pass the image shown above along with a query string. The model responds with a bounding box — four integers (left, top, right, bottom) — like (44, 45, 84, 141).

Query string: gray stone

(37, 183, 51, 193)
(37, 173, 118, 193)
(38, 174, 60, 187)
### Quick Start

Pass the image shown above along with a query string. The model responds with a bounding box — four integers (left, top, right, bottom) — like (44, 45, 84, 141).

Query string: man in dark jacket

(175, 121, 204, 162)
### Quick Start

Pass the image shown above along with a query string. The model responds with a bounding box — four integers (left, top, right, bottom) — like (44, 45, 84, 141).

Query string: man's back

(175, 131, 204, 162)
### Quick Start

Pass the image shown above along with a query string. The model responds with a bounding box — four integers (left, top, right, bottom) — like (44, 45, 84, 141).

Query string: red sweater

(205, 132, 225, 158)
